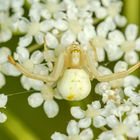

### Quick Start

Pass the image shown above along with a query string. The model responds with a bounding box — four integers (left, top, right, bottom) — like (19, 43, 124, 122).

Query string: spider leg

(44, 36, 48, 52)
(89, 40, 98, 62)
(86, 48, 140, 82)
(96, 62, 140, 82)
(8, 53, 65, 83)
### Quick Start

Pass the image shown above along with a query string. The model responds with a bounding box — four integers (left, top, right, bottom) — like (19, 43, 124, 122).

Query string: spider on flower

(8, 39, 140, 101)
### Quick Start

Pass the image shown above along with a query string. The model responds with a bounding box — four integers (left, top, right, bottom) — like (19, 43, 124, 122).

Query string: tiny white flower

(51, 120, 94, 140)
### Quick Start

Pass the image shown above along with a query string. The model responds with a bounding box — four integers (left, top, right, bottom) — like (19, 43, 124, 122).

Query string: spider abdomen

(57, 69, 91, 101)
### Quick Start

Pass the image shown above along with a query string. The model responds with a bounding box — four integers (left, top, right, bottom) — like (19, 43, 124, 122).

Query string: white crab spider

(8, 40, 140, 101)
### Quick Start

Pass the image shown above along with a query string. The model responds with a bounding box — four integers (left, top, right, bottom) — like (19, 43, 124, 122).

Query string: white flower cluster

(0, 0, 140, 139)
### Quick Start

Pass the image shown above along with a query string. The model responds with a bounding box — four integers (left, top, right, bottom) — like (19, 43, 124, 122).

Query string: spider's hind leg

(96, 62, 140, 82)
(8, 53, 65, 83)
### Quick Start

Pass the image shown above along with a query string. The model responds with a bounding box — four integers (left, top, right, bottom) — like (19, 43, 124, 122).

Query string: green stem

(99, 126, 108, 131)
(28, 44, 43, 53)
(3, 111, 40, 140)
(123, 0, 140, 25)
(93, 18, 104, 25)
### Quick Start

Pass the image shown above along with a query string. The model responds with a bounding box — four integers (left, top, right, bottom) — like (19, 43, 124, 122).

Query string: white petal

(96, 48, 105, 62)
(105, 17, 116, 31)
(0, 73, 6, 88)
(95, 7, 107, 19)
(66, 120, 80, 136)
(108, 30, 125, 45)
(67, 6, 78, 20)
(127, 126, 140, 138)
(0, 94, 8, 108)
(51, 132, 67, 140)
(106, 115, 119, 128)
(135, 37, 140, 51)
(61, 31, 76, 47)
(114, 61, 128, 73)
(16, 47, 29, 61)
(93, 116, 106, 128)
(115, 15, 127, 27)
(71, 107, 85, 119)
(78, 31, 88, 45)
(34, 32, 44, 45)
(98, 131, 114, 140)
(80, 128, 94, 140)
(124, 51, 139, 65)
(46, 33, 58, 49)
(40, 20, 54, 32)
(124, 75, 140, 88)
(29, 6, 41, 22)
(0, 112, 7, 123)
(1, 62, 21, 76)
(97, 22, 108, 37)
(28, 93, 43, 108)
(20, 76, 32, 90)
(125, 24, 138, 41)
(43, 100, 59, 118)
(0, 47, 11, 64)
(54, 19, 68, 31)
(101, 0, 111, 7)
(11, 0, 24, 9)
(30, 79, 44, 91)
(78, 117, 91, 128)
(83, 25, 96, 39)
(18, 35, 33, 47)
(98, 66, 112, 76)
(91, 101, 101, 109)
(33, 65, 49, 76)
(123, 114, 138, 126)
(124, 86, 136, 97)
(0, 0, 10, 11)
(105, 43, 123, 61)
(0, 29, 12, 43)
(30, 50, 44, 64)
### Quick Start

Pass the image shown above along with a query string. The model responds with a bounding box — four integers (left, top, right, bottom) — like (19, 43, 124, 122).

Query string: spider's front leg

(86, 47, 140, 82)
(8, 52, 65, 83)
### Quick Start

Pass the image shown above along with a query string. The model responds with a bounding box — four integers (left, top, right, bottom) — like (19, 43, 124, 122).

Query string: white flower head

(51, 120, 94, 140)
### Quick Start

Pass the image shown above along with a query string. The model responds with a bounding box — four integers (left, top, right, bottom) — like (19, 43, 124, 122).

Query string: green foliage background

(0, 0, 140, 140)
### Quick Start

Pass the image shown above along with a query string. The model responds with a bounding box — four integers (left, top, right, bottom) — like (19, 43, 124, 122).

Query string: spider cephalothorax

(8, 40, 140, 101)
